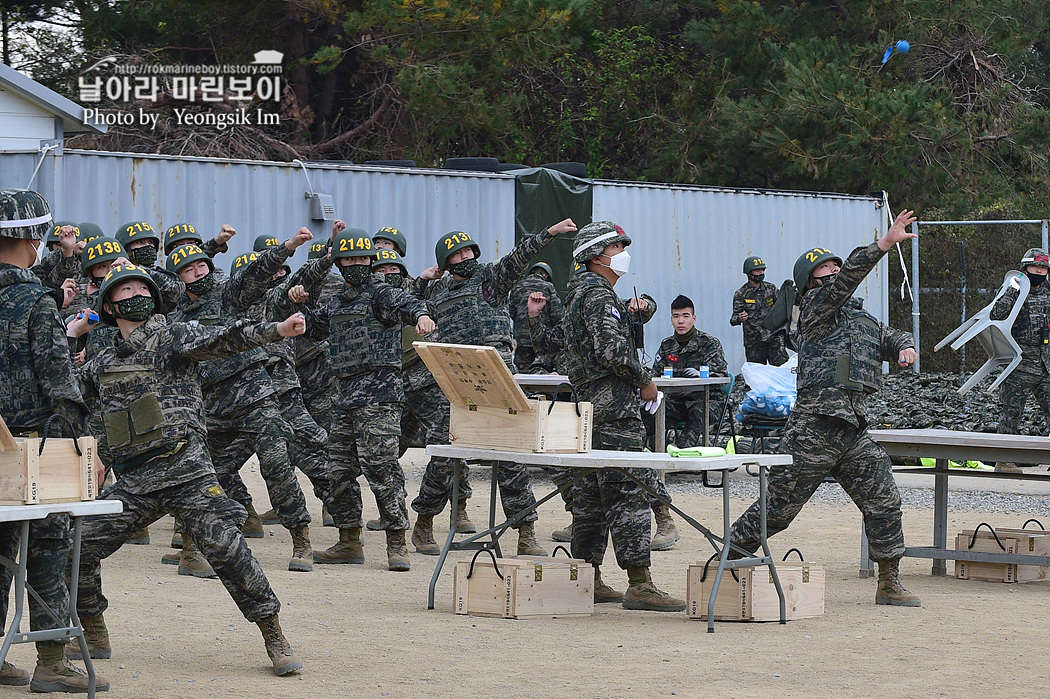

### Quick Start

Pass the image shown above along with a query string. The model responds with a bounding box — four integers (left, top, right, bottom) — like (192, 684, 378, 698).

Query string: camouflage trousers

(296, 349, 333, 432)
(551, 465, 671, 513)
(329, 403, 410, 531)
(996, 357, 1050, 435)
(0, 514, 71, 642)
(208, 397, 310, 528)
(279, 388, 333, 509)
(642, 393, 726, 450)
(406, 382, 471, 514)
(571, 417, 653, 570)
(729, 413, 906, 562)
(78, 473, 281, 622)
(744, 333, 789, 366)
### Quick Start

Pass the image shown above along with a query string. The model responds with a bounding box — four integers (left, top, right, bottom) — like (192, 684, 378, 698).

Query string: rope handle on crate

(699, 551, 739, 583)
(1022, 519, 1045, 530)
(551, 545, 571, 559)
(968, 522, 1006, 551)
(782, 548, 805, 562)
(547, 382, 582, 417)
(466, 549, 503, 581)
(39, 414, 82, 457)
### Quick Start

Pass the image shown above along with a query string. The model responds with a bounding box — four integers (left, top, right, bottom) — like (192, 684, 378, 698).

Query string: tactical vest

(0, 278, 63, 431)
(328, 286, 402, 377)
(797, 302, 882, 393)
(430, 272, 514, 365)
(177, 285, 266, 387)
(97, 330, 204, 464)
(564, 274, 632, 387)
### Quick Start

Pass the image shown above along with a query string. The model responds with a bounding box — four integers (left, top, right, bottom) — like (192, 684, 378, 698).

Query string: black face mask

(811, 272, 837, 289)
(129, 243, 158, 267)
(384, 272, 405, 286)
(750, 273, 765, 284)
(185, 273, 215, 296)
(112, 294, 155, 321)
(340, 264, 371, 286)
(449, 258, 479, 279)
(1027, 271, 1047, 288)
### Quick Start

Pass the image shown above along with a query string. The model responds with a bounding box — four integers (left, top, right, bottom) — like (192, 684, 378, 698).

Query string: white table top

(0, 500, 123, 524)
(426, 445, 789, 472)
(513, 374, 729, 391)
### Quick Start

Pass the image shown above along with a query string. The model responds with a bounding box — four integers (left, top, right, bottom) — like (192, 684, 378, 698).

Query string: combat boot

(312, 528, 363, 564)
(875, 559, 921, 607)
(289, 526, 313, 572)
(65, 614, 110, 660)
(651, 504, 681, 551)
(622, 567, 686, 612)
(178, 537, 217, 579)
(365, 516, 387, 531)
(170, 518, 183, 548)
(995, 462, 1023, 473)
(32, 642, 110, 693)
(386, 530, 411, 572)
(322, 504, 334, 527)
(242, 503, 264, 538)
(516, 521, 546, 556)
(412, 515, 441, 555)
(260, 507, 280, 524)
(255, 614, 302, 676)
(126, 525, 150, 545)
(593, 567, 623, 604)
(0, 661, 29, 687)
(551, 522, 572, 542)
(456, 500, 477, 534)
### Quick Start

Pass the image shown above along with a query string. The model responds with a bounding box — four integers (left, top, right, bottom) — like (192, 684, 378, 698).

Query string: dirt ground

(5, 450, 1049, 699)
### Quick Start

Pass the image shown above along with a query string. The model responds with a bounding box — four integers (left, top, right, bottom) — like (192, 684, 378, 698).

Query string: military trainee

(508, 261, 564, 372)
(408, 219, 579, 557)
(529, 221, 687, 611)
(731, 255, 788, 366)
(988, 248, 1050, 473)
(67, 262, 306, 676)
(728, 209, 922, 608)
(0, 188, 108, 693)
(274, 227, 436, 571)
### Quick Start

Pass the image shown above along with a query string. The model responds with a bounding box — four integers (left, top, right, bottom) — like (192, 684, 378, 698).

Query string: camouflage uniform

(990, 277, 1050, 435)
(167, 245, 310, 529)
(292, 270, 344, 431)
(731, 280, 788, 365)
(729, 242, 912, 562)
(645, 329, 729, 448)
(74, 317, 283, 622)
(508, 271, 564, 372)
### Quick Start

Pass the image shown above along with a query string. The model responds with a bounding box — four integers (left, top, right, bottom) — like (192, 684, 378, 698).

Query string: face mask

(112, 294, 155, 321)
(604, 250, 631, 277)
(185, 273, 214, 296)
(449, 258, 479, 279)
(384, 272, 405, 286)
(811, 272, 838, 289)
(1027, 271, 1047, 288)
(340, 263, 371, 286)
(750, 273, 765, 284)
(129, 244, 158, 267)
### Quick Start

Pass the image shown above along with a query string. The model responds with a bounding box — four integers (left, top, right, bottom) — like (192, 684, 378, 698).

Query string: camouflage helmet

(253, 234, 282, 252)
(307, 240, 329, 260)
(96, 263, 162, 326)
(372, 248, 408, 274)
(78, 222, 104, 243)
(80, 236, 125, 277)
(1021, 248, 1050, 270)
(530, 261, 554, 279)
(572, 221, 630, 264)
(332, 228, 373, 262)
(743, 255, 767, 274)
(116, 220, 161, 249)
(230, 251, 259, 276)
(166, 243, 214, 275)
(373, 226, 407, 256)
(0, 189, 52, 241)
(45, 221, 80, 248)
(793, 247, 843, 292)
(435, 231, 480, 271)
(164, 223, 202, 254)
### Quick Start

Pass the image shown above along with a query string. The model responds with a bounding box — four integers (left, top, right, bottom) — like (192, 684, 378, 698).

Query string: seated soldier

(644, 295, 728, 448)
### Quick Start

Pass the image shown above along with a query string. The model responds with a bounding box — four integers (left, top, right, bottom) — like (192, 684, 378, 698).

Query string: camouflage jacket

(0, 263, 90, 434)
(32, 249, 80, 290)
(794, 242, 913, 427)
(289, 269, 345, 366)
(651, 330, 729, 385)
(77, 316, 283, 493)
(991, 279, 1050, 372)
(167, 244, 290, 417)
(731, 280, 779, 345)
(508, 273, 564, 351)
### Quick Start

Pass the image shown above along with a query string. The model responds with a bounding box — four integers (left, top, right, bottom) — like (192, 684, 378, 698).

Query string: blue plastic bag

(736, 356, 797, 421)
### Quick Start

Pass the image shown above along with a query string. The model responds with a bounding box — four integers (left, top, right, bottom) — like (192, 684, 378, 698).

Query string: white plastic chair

(935, 270, 1030, 395)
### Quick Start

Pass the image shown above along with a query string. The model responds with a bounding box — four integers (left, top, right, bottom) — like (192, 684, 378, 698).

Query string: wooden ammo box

(0, 418, 97, 505)
(453, 551, 594, 619)
(686, 553, 825, 622)
(955, 523, 1050, 583)
(414, 342, 592, 453)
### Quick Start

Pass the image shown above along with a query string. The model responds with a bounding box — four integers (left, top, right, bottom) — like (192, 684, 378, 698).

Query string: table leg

(655, 401, 666, 453)
(69, 516, 97, 698)
(706, 479, 732, 633)
(702, 387, 710, 447)
(489, 462, 502, 559)
(759, 465, 786, 625)
(859, 523, 875, 578)
(932, 458, 949, 576)
(0, 522, 29, 669)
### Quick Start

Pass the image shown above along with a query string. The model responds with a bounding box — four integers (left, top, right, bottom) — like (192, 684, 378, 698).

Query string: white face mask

(606, 250, 631, 277)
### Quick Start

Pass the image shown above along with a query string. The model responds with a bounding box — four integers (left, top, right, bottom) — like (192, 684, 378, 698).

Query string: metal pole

(911, 221, 920, 373)
(958, 240, 966, 371)
(1043, 220, 1048, 251)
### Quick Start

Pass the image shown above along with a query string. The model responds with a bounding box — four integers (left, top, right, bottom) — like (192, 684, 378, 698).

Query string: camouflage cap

(46, 221, 81, 247)
(0, 189, 53, 241)
(1021, 248, 1050, 269)
(372, 248, 408, 274)
(572, 221, 630, 264)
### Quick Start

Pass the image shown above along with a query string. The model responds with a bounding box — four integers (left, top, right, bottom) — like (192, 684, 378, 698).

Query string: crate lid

(413, 342, 532, 413)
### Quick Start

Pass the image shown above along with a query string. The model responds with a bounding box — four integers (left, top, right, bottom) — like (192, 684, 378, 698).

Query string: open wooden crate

(414, 342, 592, 453)
(0, 415, 97, 505)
